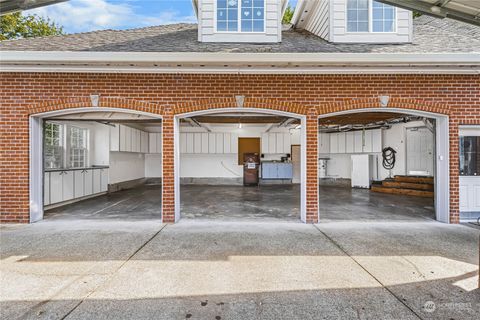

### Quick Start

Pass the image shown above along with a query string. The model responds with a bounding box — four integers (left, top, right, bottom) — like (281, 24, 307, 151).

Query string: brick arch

(173, 98, 309, 116)
(318, 98, 451, 116)
(27, 97, 166, 116)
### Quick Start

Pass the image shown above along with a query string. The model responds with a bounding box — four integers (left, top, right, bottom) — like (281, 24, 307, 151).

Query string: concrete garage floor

(44, 185, 163, 221)
(1, 219, 479, 320)
(319, 186, 435, 222)
(181, 184, 301, 221)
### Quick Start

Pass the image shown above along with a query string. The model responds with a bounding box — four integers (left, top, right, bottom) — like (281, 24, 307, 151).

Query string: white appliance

(351, 154, 377, 188)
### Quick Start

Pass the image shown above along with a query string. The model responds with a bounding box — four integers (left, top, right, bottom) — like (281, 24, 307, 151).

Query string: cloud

(26, 0, 196, 33)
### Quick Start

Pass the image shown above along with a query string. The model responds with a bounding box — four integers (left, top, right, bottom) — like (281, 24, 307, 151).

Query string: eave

(1, 51, 479, 74)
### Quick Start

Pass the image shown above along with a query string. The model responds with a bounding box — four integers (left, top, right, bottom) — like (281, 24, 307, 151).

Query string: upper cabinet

(110, 124, 151, 154)
(195, 0, 287, 43)
(320, 129, 382, 154)
(261, 133, 291, 154)
(292, 0, 412, 43)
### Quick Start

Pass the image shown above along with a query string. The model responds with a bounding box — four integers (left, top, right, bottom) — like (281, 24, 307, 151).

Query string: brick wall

(1, 73, 479, 223)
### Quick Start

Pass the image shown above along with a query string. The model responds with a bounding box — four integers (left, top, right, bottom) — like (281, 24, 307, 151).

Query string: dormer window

(347, 0, 396, 33)
(217, 0, 265, 33)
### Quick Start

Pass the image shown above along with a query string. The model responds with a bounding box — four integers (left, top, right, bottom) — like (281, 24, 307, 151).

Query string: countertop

(44, 166, 109, 173)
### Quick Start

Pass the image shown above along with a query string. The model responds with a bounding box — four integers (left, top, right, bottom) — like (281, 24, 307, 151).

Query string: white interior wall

(324, 121, 428, 180)
(179, 124, 300, 178)
(145, 154, 162, 178)
(109, 152, 145, 183)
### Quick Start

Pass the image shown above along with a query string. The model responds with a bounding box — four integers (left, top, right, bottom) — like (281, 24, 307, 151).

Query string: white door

(406, 127, 434, 176)
(291, 145, 301, 184)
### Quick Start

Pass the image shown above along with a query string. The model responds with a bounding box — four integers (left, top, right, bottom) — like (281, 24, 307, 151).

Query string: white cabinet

(201, 133, 209, 153)
(93, 169, 101, 194)
(74, 170, 84, 198)
(194, 133, 202, 153)
(125, 126, 132, 152)
(354, 131, 363, 153)
(50, 172, 63, 204)
(224, 133, 231, 153)
(261, 133, 291, 154)
(346, 132, 355, 153)
(208, 133, 216, 153)
(44, 172, 50, 206)
(100, 168, 109, 192)
(186, 133, 194, 153)
(323, 129, 382, 154)
(141, 131, 149, 153)
(215, 133, 224, 153)
(62, 170, 74, 201)
(84, 169, 93, 196)
(318, 133, 330, 154)
(148, 132, 162, 154)
(110, 125, 120, 151)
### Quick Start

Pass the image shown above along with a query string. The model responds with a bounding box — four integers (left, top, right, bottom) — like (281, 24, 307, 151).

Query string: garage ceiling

(319, 112, 413, 126)
(0, 0, 68, 14)
(47, 111, 162, 123)
(376, 0, 480, 26)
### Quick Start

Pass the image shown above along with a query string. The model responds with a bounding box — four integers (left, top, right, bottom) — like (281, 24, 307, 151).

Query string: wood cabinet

(44, 168, 109, 206)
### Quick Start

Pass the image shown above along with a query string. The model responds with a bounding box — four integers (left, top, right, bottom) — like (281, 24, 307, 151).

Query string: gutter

(1, 51, 479, 74)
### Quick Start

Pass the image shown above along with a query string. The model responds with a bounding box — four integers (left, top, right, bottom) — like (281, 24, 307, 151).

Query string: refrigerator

(351, 154, 377, 188)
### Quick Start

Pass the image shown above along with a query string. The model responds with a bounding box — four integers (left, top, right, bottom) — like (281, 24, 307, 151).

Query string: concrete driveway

(1, 219, 479, 320)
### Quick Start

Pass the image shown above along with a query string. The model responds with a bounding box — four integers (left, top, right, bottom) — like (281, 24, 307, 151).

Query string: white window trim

(214, 0, 267, 34)
(345, 0, 397, 34)
(68, 125, 89, 168)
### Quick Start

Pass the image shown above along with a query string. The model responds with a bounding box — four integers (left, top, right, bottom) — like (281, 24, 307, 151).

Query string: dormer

(193, 0, 289, 43)
(292, 0, 413, 43)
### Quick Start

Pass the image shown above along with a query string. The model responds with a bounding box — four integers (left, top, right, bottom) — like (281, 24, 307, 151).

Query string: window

(347, 0, 369, 32)
(459, 136, 480, 176)
(44, 122, 64, 169)
(372, 1, 396, 32)
(347, 0, 396, 33)
(70, 127, 88, 168)
(217, 0, 264, 32)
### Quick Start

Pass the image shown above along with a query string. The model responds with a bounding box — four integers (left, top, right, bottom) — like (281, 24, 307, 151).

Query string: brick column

(162, 108, 176, 223)
(449, 120, 460, 224)
(306, 107, 319, 223)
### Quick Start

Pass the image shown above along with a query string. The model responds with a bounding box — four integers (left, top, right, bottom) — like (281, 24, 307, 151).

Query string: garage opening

(177, 110, 304, 222)
(33, 109, 163, 221)
(317, 109, 448, 223)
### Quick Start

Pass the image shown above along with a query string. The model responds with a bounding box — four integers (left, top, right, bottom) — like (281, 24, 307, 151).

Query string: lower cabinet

(44, 168, 109, 206)
(261, 162, 293, 180)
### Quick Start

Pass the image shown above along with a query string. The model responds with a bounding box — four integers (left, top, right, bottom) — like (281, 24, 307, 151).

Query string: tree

(0, 12, 63, 41)
(282, 5, 294, 24)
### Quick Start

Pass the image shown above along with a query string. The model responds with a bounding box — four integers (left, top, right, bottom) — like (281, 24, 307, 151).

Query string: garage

(36, 109, 164, 221)
(177, 110, 305, 222)
(317, 109, 449, 222)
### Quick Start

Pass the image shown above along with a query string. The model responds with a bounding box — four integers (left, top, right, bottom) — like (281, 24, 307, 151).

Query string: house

(0, 0, 479, 225)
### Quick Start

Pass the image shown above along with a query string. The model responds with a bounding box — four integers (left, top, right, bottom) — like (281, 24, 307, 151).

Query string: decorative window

(69, 127, 88, 168)
(44, 122, 64, 169)
(372, 1, 396, 32)
(347, 0, 396, 33)
(459, 136, 480, 176)
(217, 0, 264, 32)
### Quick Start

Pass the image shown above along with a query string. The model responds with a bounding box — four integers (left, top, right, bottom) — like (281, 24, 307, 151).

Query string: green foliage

(413, 11, 423, 18)
(0, 12, 63, 41)
(282, 5, 294, 24)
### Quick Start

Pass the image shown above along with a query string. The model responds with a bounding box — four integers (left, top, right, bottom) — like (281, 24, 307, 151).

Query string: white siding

(198, 0, 282, 43)
(330, 0, 412, 43)
(297, 0, 330, 41)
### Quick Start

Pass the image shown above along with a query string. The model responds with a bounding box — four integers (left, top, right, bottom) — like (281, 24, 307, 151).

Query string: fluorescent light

(239, 123, 242, 129)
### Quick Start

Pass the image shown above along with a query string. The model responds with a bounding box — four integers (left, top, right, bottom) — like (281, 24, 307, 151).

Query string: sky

(27, 0, 297, 34)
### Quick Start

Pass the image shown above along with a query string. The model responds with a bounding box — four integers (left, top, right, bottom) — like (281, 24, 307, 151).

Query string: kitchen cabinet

(50, 170, 74, 203)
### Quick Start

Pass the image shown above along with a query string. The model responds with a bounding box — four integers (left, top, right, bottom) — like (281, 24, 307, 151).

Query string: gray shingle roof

(1, 15, 479, 53)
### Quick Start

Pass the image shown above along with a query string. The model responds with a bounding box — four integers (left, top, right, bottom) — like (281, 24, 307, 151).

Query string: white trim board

(29, 107, 163, 223)
(318, 108, 450, 223)
(175, 107, 309, 223)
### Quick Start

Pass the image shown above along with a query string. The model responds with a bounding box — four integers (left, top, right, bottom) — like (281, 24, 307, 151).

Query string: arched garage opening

(29, 107, 163, 222)
(317, 108, 449, 223)
(174, 108, 307, 223)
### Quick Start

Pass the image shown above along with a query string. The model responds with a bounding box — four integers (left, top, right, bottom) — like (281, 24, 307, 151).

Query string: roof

(376, 0, 480, 27)
(1, 16, 479, 54)
(0, 0, 68, 15)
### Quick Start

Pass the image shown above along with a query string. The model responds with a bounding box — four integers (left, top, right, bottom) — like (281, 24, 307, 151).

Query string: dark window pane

(459, 136, 480, 176)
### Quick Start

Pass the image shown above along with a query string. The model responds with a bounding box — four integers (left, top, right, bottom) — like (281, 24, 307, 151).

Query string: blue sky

(27, 0, 297, 34)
